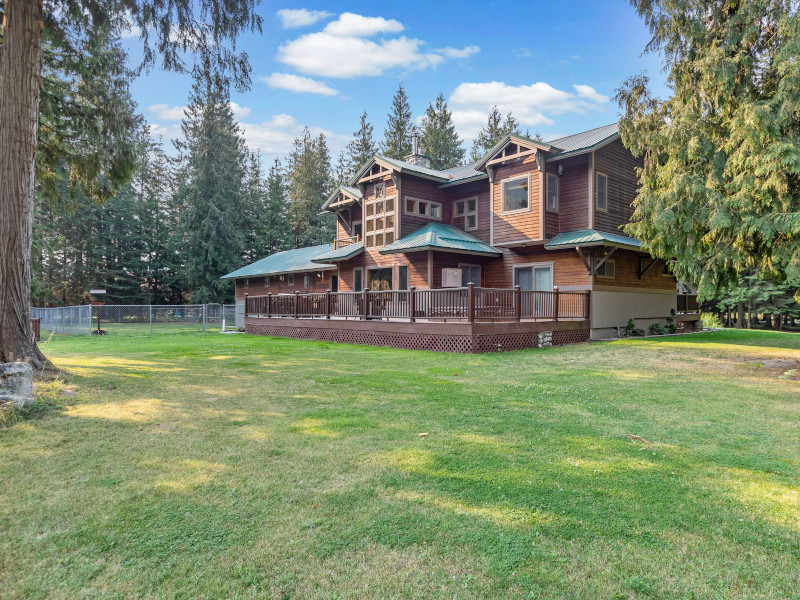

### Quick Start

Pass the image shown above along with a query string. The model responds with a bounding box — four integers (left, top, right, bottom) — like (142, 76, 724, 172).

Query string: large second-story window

(454, 197, 478, 230)
(596, 172, 608, 212)
(405, 197, 442, 220)
(502, 176, 529, 213)
(364, 190, 395, 248)
(546, 173, 559, 211)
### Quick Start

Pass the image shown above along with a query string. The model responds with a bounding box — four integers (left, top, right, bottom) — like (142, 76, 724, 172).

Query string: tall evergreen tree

(420, 93, 465, 170)
(616, 1, 800, 299)
(287, 128, 335, 248)
(248, 156, 291, 258)
(345, 110, 378, 177)
(173, 78, 248, 304)
(382, 83, 413, 159)
(0, 0, 261, 367)
(470, 106, 522, 161)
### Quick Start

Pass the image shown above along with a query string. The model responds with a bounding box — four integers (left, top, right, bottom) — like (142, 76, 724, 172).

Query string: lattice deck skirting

(245, 318, 590, 354)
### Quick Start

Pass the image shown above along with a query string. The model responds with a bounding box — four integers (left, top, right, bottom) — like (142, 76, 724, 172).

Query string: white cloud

(147, 104, 187, 120)
(276, 8, 333, 29)
(147, 102, 252, 121)
(449, 81, 610, 141)
(573, 84, 609, 104)
(238, 114, 350, 161)
(262, 73, 340, 96)
(437, 45, 480, 59)
(276, 12, 478, 79)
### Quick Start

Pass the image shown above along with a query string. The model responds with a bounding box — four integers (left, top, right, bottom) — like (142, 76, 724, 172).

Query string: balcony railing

(333, 235, 360, 250)
(677, 294, 699, 314)
(245, 284, 589, 323)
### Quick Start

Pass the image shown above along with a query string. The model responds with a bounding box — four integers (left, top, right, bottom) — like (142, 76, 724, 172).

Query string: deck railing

(676, 294, 699, 314)
(245, 284, 589, 323)
(333, 235, 360, 250)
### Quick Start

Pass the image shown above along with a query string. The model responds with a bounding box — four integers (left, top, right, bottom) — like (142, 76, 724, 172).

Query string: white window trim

(364, 195, 396, 248)
(304, 274, 310, 288)
(500, 173, 532, 215)
(265, 276, 270, 288)
(596, 259, 615, 279)
(513, 261, 555, 290)
(374, 182, 386, 198)
(459, 196, 479, 231)
(404, 196, 443, 221)
(546, 173, 559, 212)
(596, 172, 608, 213)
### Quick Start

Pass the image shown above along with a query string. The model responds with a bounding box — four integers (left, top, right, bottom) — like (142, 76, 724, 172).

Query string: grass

(1, 330, 799, 599)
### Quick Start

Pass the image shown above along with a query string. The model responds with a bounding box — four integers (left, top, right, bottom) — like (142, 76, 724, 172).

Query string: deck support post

(361, 287, 369, 320)
(553, 286, 560, 321)
(467, 283, 475, 324)
(514, 285, 521, 322)
(294, 291, 299, 318)
(244, 293, 248, 317)
(266, 293, 272, 318)
(325, 289, 331, 319)
(409, 286, 416, 323)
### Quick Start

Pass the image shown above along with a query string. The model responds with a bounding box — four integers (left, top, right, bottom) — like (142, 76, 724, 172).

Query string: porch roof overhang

(311, 241, 364, 263)
(544, 229, 645, 252)
(378, 222, 502, 257)
(221, 244, 337, 279)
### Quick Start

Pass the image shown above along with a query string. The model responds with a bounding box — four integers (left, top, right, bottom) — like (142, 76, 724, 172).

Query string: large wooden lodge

(223, 123, 700, 353)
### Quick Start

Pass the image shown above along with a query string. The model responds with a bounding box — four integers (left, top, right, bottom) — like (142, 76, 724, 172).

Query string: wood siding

(484, 246, 590, 289)
(593, 138, 642, 234)
(234, 272, 334, 299)
(545, 154, 590, 235)
(592, 250, 676, 291)
(491, 154, 542, 245)
(399, 174, 452, 238)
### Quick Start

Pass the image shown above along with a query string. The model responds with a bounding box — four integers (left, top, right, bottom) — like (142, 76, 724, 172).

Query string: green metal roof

(545, 123, 619, 161)
(310, 241, 364, 263)
(544, 229, 644, 251)
(379, 223, 502, 256)
(221, 244, 336, 279)
(322, 185, 363, 211)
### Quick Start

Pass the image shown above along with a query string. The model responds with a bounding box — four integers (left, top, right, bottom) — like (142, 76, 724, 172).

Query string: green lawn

(1, 330, 799, 599)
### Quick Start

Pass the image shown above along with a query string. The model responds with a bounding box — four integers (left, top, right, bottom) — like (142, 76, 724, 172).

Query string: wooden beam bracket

(592, 246, 617, 275)
(639, 257, 658, 279)
(576, 246, 591, 273)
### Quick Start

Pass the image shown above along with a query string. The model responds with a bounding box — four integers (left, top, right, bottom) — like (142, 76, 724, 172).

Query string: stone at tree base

(0, 362, 34, 408)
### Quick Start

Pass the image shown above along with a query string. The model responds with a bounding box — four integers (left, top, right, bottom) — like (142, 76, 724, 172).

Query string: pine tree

(382, 83, 413, 159)
(258, 158, 292, 256)
(174, 78, 248, 303)
(287, 129, 335, 248)
(420, 93, 465, 170)
(470, 106, 522, 162)
(616, 1, 800, 299)
(345, 110, 378, 177)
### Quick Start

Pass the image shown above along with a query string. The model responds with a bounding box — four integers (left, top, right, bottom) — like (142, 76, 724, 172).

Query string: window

(596, 259, 615, 279)
(304, 274, 310, 288)
(404, 197, 442, 220)
(514, 264, 553, 291)
(455, 200, 465, 216)
(546, 173, 559, 211)
(368, 267, 392, 291)
(244, 278, 249, 289)
(596, 172, 608, 211)
(364, 190, 395, 248)
(265, 276, 270, 288)
(398, 265, 408, 290)
(455, 198, 478, 230)
(353, 221, 362, 240)
(460, 265, 481, 286)
(353, 268, 363, 292)
(662, 261, 673, 276)
(287, 274, 294, 285)
(502, 176, 530, 213)
(330, 274, 339, 292)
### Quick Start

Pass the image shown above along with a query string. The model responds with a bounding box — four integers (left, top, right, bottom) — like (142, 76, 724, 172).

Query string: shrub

(665, 317, 678, 334)
(649, 323, 667, 335)
(624, 319, 646, 337)
(701, 312, 722, 329)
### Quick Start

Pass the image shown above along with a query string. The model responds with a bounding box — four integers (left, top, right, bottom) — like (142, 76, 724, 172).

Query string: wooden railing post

(585, 290, 591, 321)
(361, 287, 369, 320)
(409, 286, 416, 323)
(553, 286, 560, 321)
(467, 283, 475, 324)
(266, 293, 272, 318)
(513, 285, 521, 322)
(325, 289, 331, 319)
(244, 293, 248, 317)
(294, 291, 299, 318)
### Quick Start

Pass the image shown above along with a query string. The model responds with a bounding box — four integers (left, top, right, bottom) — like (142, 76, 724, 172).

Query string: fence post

(294, 291, 299, 318)
(467, 283, 475, 324)
(514, 285, 521, 322)
(409, 286, 416, 323)
(325, 289, 331, 319)
(266, 293, 272, 318)
(244, 293, 248, 317)
(149, 305, 153, 334)
(361, 287, 369, 320)
(553, 286, 560, 321)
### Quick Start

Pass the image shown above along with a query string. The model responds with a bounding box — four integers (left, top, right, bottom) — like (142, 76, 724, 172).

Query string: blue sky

(124, 0, 669, 165)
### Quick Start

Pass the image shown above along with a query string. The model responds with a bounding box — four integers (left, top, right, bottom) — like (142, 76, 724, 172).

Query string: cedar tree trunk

(0, 0, 46, 369)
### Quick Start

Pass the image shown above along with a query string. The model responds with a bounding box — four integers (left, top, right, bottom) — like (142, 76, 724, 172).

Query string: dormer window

(502, 175, 530, 213)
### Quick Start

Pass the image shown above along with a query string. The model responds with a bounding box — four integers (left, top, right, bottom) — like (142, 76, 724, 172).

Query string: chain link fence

(32, 303, 230, 336)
